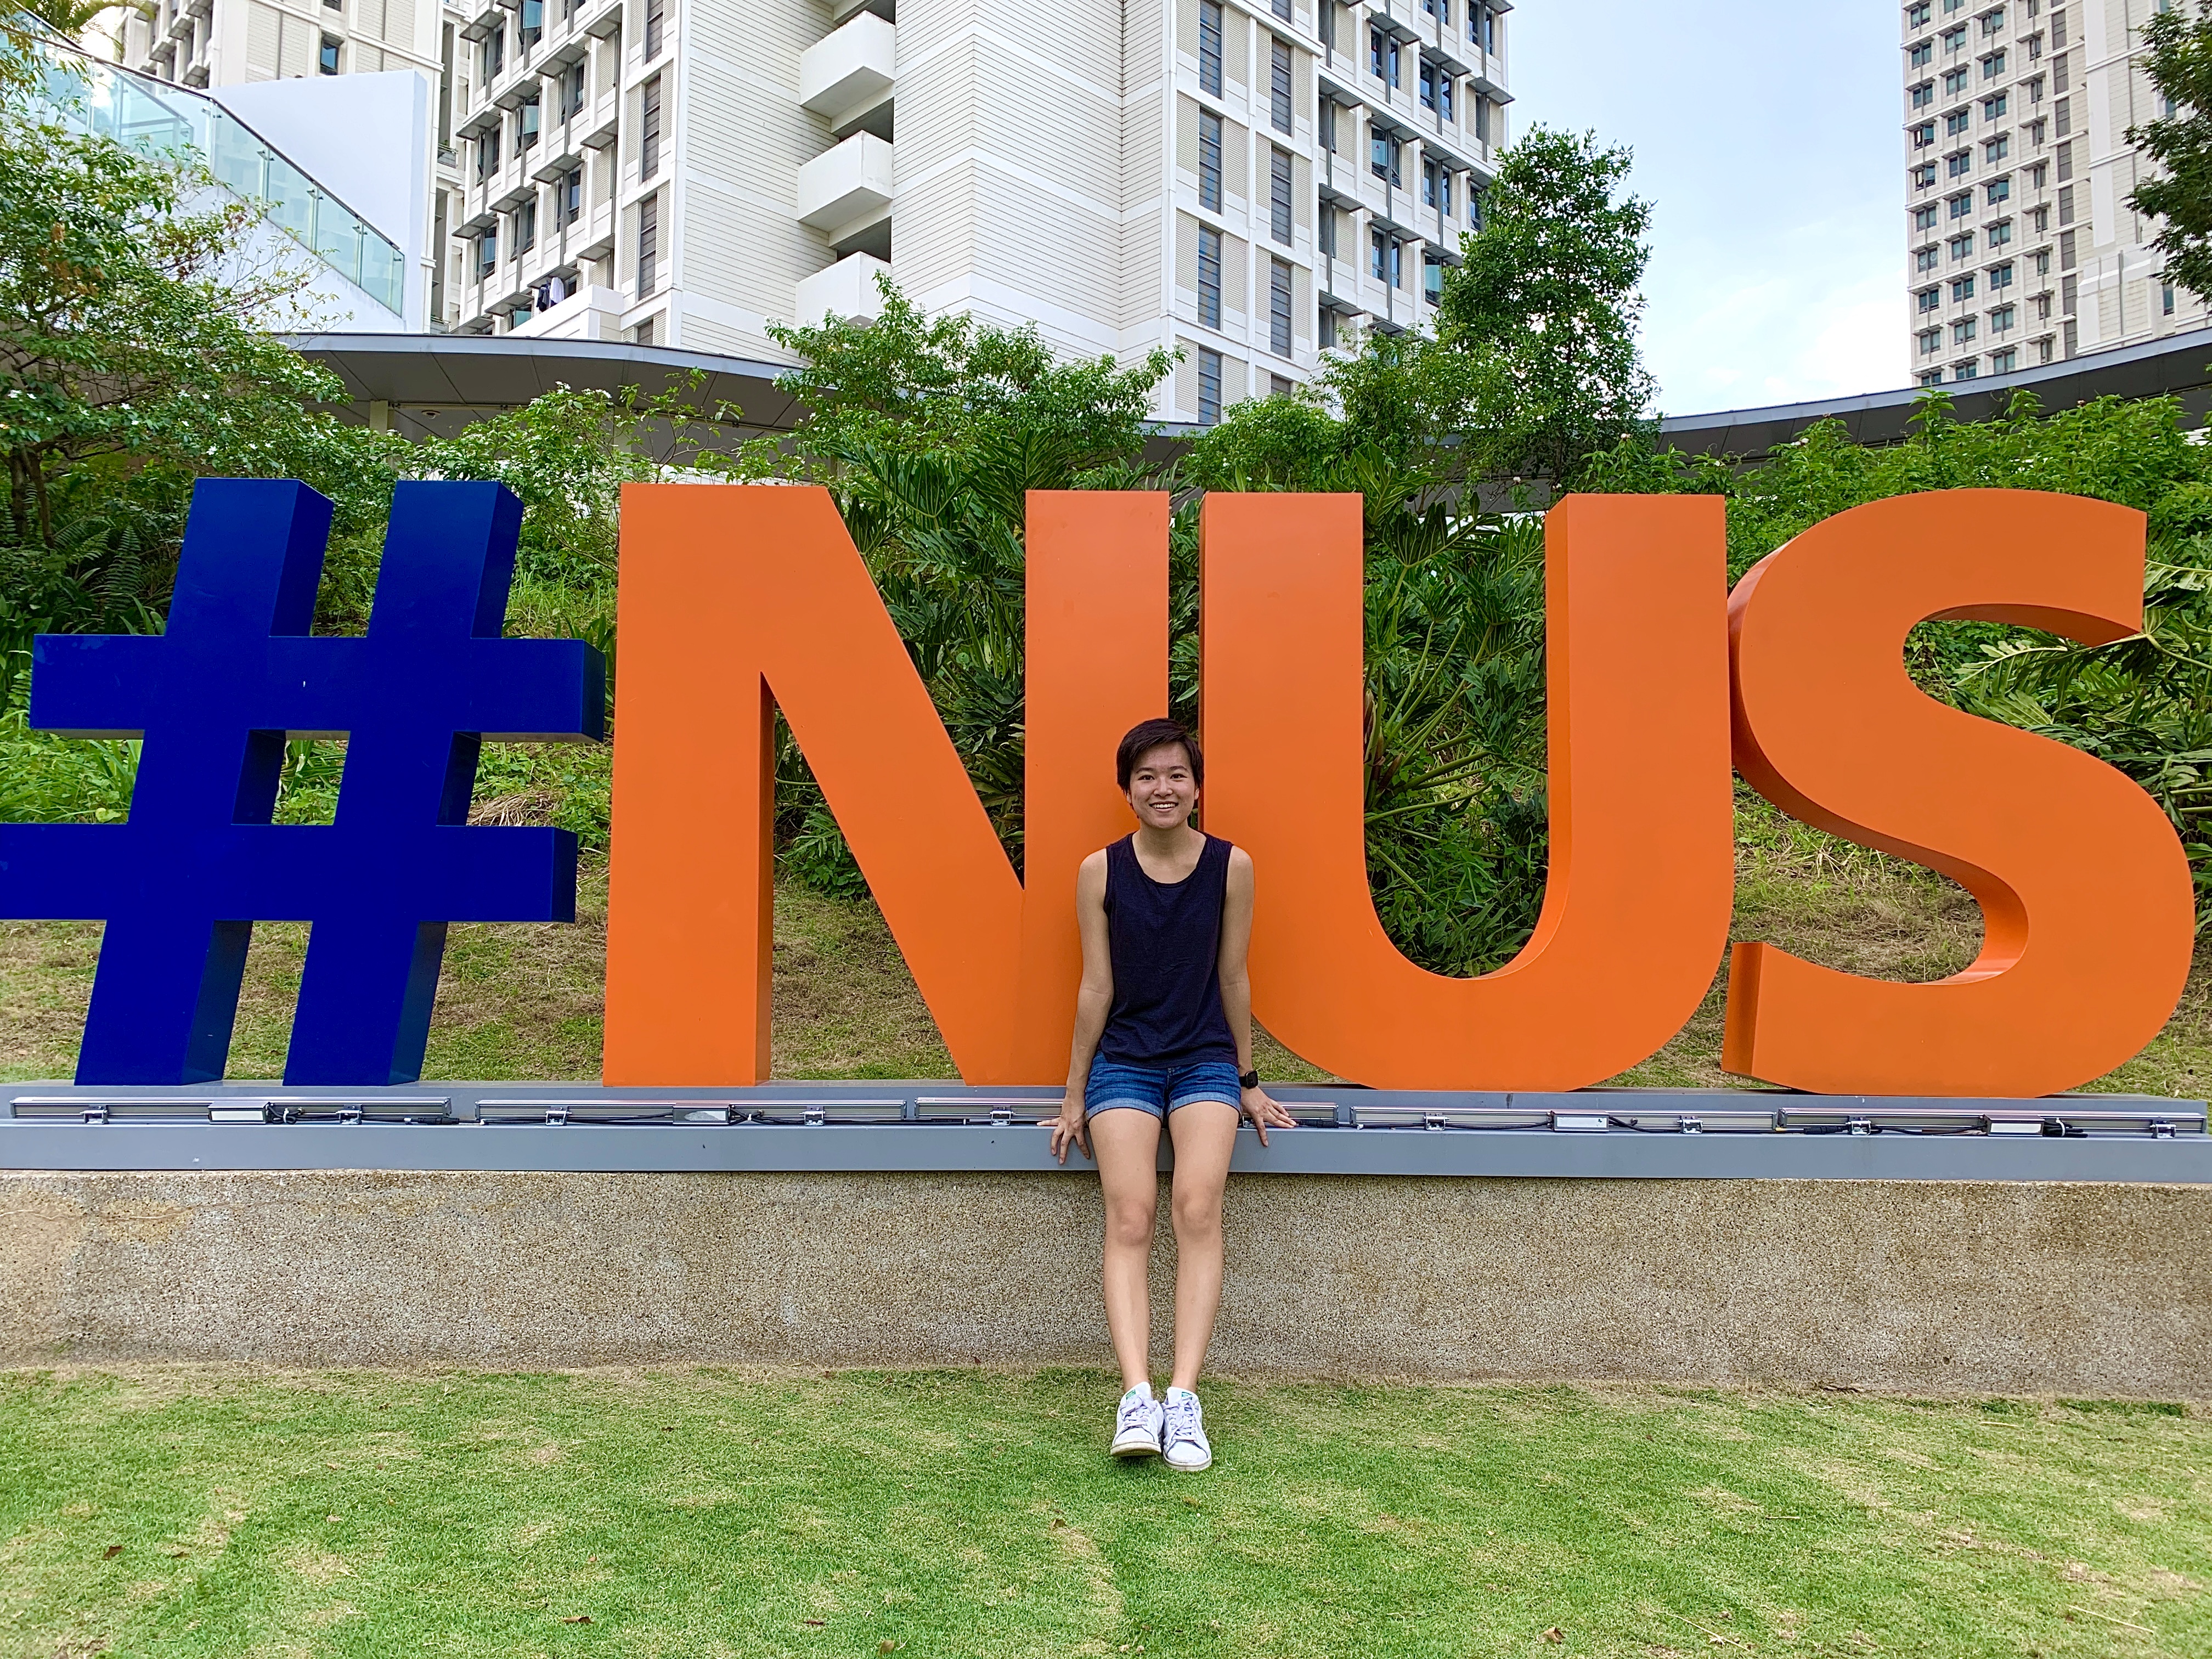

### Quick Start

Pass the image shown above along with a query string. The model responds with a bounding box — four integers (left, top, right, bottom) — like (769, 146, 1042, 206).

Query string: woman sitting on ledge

(1050, 717, 1295, 1472)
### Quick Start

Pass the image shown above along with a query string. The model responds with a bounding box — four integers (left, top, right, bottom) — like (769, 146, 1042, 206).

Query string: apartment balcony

(581, 84, 619, 148)
(571, 198, 615, 261)
(795, 252, 890, 326)
(510, 283, 627, 340)
(800, 13, 895, 135)
(797, 131, 894, 238)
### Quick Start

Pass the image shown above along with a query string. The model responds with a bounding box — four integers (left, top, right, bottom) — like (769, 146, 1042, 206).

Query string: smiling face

(1124, 742, 1199, 831)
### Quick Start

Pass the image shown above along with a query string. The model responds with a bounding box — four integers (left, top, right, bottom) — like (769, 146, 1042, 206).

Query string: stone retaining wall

(3, 1170, 2205, 1396)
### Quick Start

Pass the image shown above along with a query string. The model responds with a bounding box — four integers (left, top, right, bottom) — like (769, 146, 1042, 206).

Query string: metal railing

(36, 46, 406, 318)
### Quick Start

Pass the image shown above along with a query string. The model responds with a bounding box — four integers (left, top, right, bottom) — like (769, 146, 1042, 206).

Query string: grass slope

(1, 1368, 2207, 1658)
(0, 802, 2205, 1092)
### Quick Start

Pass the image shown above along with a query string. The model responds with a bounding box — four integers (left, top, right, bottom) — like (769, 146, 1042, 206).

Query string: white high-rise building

(1900, 0, 2208, 388)
(114, 0, 1511, 423)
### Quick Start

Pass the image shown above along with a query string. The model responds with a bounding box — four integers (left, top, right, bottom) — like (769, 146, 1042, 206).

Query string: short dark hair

(1116, 718, 1203, 789)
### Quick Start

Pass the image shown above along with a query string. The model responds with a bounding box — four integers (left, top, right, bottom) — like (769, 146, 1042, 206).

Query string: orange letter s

(1723, 489, 2193, 1097)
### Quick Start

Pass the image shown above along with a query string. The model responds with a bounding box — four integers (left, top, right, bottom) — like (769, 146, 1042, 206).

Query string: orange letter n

(603, 485, 1167, 1085)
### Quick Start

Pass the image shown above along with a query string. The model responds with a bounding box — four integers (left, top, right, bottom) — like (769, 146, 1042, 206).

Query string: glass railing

(36, 47, 406, 318)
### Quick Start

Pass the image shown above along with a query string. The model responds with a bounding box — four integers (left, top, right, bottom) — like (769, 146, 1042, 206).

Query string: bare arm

(1051, 850, 1114, 1164)
(1217, 846, 1295, 1144)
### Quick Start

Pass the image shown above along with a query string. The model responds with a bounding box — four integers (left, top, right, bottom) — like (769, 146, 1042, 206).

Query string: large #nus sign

(0, 481, 2190, 1102)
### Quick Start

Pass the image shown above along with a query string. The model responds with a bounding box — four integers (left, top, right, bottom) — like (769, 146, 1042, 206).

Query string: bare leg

(1165, 1099, 1239, 1391)
(1091, 1108, 1163, 1392)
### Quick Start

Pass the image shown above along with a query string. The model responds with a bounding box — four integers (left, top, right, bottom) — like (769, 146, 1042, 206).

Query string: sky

(1510, 2, 1903, 418)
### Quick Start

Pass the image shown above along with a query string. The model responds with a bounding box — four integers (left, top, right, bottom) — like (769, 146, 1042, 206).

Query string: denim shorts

(1085, 1057, 1244, 1119)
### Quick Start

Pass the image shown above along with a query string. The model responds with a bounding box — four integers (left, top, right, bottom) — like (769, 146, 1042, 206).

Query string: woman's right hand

(1049, 1088, 1091, 1165)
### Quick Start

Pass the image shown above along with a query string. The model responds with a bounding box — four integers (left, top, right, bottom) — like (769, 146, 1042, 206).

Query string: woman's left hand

(1241, 1086, 1296, 1147)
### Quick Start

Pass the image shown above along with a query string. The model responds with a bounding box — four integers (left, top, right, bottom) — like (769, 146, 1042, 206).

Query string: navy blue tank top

(1098, 833, 1237, 1068)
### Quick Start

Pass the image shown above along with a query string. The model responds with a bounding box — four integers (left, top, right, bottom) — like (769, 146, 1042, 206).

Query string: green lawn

(1, 1368, 2207, 1658)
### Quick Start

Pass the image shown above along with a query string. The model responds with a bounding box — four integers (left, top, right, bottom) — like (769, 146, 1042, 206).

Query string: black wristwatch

(1238, 1068, 1260, 1091)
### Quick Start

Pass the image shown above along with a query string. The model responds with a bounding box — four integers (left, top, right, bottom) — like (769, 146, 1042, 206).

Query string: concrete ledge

(4, 1169, 2207, 1397)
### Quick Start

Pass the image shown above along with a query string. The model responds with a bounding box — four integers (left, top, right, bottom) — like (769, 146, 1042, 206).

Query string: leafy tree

(747, 283, 1173, 479)
(2128, 4, 2212, 304)
(1436, 125, 1656, 486)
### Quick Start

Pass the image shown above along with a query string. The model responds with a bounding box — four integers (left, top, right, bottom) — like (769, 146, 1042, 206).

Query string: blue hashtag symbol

(0, 479, 605, 1086)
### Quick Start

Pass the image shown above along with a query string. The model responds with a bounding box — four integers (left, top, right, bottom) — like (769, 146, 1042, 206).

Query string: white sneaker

(1161, 1387, 1212, 1471)
(1109, 1384, 1164, 1459)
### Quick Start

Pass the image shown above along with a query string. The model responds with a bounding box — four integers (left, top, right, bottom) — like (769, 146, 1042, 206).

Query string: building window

(1948, 232, 1973, 259)
(1271, 371, 1293, 397)
(476, 127, 501, 178)
(1945, 108, 1970, 137)
(1439, 169, 1453, 216)
(1269, 257, 1294, 354)
(1948, 150, 1972, 178)
(476, 230, 497, 280)
(1912, 162, 1938, 189)
(1423, 255, 1444, 307)
(1319, 306, 1336, 347)
(1420, 59, 1438, 110)
(1198, 110, 1223, 210)
(1979, 6, 2005, 37)
(479, 25, 502, 81)
(520, 97, 541, 150)
(1955, 359, 1979, 380)
(633, 315, 654, 346)
(1920, 369, 1945, 386)
(1197, 347, 1223, 424)
(1371, 228, 1401, 286)
(1943, 66, 1968, 96)
(1984, 134, 2008, 163)
(1911, 121, 1937, 149)
(1197, 223, 1223, 327)
(1988, 260, 2013, 289)
(1269, 145, 1293, 245)
(1981, 50, 2005, 79)
(644, 0, 664, 59)
(1989, 303, 2016, 333)
(520, 0, 542, 49)
(1916, 245, 1939, 273)
(1954, 318, 1977, 345)
(2166, 281, 2179, 316)
(1319, 204, 1336, 257)
(1271, 38, 1294, 134)
(1370, 29, 1400, 88)
(1910, 40, 1933, 69)
(1985, 176, 2010, 205)
(318, 34, 340, 74)
(1370, 126, 1401, 188)
(1951, 273, 1976, 302)
(1918, 285, 1941, 313)
(1948, 191, 1972, 219)
(1440, 71, 1454, 123)
(1907, 1, 1931, 26)
(1918, 327, 1943, 355)
(1199, 1, 1224, 96)
(1988, 219, 2012, 248)
(1273, 0, 1291, 19)
(515, 198, 537, 254)
(636, 191, 658, 297)
(1319, 96, 1336, 153)
(1912, 81, 1934, 109)
(640, 75, 662, 181)
(1422, 159, 1439, 208)
(563, 62, 586, 120)
(1990, 346, 2017, 373)
(1942, 26, 1966, 52)
(1982, 91, 2007, 121)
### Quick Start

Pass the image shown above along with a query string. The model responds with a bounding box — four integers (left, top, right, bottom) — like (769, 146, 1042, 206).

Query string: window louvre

(1198, 224, 1223, 328)
(1269, 257, 1294, 355)
(1269, 146, 1293, 245)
